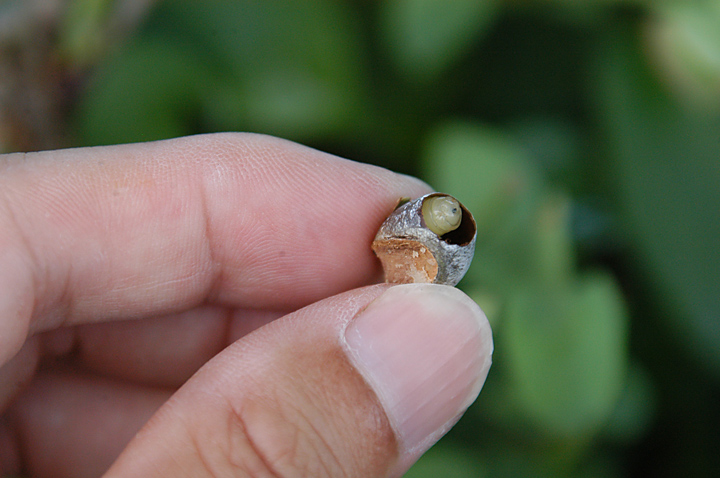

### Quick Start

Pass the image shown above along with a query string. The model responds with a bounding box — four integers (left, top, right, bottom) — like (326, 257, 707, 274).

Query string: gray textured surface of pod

(372, 193, 476, 286)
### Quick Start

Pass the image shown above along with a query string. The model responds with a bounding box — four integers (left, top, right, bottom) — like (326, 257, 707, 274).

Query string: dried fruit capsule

(372, 193, 476, 286)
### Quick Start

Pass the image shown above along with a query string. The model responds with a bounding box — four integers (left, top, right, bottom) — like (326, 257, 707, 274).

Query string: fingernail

(343, 284, 493, 458)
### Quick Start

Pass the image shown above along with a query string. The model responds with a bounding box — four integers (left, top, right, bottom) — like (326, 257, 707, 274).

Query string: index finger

(0, 133, 430, 362)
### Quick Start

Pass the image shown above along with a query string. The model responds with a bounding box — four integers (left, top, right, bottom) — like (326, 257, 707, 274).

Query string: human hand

(0, 133, 493, 477)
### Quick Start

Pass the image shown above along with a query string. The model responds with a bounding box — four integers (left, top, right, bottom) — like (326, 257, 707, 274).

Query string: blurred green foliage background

(2, 0, 720, 476)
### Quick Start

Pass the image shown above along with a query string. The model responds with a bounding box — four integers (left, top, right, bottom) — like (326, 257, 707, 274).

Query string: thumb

(105, 284, 493, 478)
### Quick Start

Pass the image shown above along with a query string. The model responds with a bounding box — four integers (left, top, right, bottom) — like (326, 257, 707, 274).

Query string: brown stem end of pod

(371, 238, 439, 284)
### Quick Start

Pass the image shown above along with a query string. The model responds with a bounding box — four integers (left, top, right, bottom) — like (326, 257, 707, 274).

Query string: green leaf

(168, 0, 366, 140)
(74, 0, 367, 145)
(646, 1, 720, 108)
(75, 38, 210, 145)
(380, 0, 499, 80)
(594, 26, 720, 376)
(422, 122, 541, 239)
(205, 68, 358, 140)
(421, 122, 548, 291)
(532, 193, 575, 286)
(602, 362, 656, 444)
(503, 273, 628, 437)
(58, 0, 114, 66)
(404, 441, 484, 478)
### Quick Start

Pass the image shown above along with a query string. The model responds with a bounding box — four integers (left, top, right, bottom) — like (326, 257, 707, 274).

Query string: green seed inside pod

(422, 196, 462, 236)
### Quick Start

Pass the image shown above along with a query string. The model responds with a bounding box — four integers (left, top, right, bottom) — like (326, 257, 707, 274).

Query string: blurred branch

(58, 0, 158, 67)
(0, 0, 156, 152)
(0, 0, 66, 152)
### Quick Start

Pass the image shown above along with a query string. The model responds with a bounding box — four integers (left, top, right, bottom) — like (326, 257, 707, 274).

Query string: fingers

(0, 307, 279, 476)
(99, 284, 492, 478)
(69, 306, 282, 387)
(0, 337, 39, 412)
(7, 369, 170, 478)
(0, 133, 430, 364)
(71, 306, 230, 387)
(0, 307, 228, 417)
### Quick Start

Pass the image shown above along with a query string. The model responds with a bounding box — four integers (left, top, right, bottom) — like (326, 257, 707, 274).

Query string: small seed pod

(372, 193, 476, 286)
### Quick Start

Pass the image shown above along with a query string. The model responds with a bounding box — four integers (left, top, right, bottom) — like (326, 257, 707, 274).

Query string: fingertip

(0, 247, 34, 366)
(343, 284, 493, 470)
(396, 172, 434, 195)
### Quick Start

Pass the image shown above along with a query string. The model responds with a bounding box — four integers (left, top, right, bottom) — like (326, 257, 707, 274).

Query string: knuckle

(185, 392, 343, 478)
(224, 396, 344, 478)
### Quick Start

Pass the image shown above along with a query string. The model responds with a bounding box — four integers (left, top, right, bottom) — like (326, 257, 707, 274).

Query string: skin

(0, 133, 489, 477)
